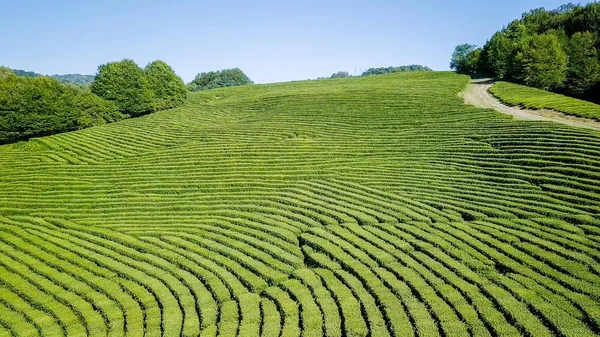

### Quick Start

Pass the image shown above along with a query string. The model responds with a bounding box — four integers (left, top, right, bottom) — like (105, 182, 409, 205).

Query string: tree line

(187, 68, 253, 91)
(0, 59, 187, 144)
(328, 65, 432, 79)
(0, 68, 124, 143)
(451, 2, 600, 103)
(9, 68, 96, 87)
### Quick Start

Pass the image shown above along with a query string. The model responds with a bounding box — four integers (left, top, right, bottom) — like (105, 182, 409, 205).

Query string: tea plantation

(0, 72, 599, 337)
(489, 81, 600, 121)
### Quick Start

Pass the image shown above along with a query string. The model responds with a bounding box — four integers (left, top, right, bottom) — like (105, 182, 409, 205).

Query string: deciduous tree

(91, 59, 156, 116)
(512, 33, 567, 90)
(450, 44, 478, 74)
(144, 60, 187, 110)
(564, 32, 600, 96)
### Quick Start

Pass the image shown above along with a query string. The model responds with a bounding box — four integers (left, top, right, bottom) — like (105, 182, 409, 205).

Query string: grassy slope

(0, 72, 600, 337)
(489, 81, 600, 120)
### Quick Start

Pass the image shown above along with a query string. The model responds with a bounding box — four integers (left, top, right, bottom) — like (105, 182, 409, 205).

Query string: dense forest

(451, 2, 600, 103)
(0, 60, 187, 143)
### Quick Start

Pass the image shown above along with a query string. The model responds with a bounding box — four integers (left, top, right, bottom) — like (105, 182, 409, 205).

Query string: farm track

(0, 72, 600, 336)
(462, 78, 600, 131)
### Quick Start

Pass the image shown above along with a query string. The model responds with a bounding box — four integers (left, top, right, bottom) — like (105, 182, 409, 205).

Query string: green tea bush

(0, 72, 599, 336)
(489, 81, 600, 120)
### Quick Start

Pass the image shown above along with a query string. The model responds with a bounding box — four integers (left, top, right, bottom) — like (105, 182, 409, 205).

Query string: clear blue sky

(1, 0, 592, 84)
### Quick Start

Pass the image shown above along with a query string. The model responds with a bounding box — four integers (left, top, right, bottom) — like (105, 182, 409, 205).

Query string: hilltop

(0, 72, 599, 336)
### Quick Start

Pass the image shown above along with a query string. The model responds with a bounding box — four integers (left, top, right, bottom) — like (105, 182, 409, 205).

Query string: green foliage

(0, 60, 186, 144)
(0, 75, 124, 143)
(144, 60, 187, 110)
(475, 2, 600, 103)
(51, 74, 95, 87)
(450, 44, 479, 74)
(1, 72, 600, 337)
(0, 67, 15, 80)
(564, 32, 600, 96)
(360, 65, 432, 76)
(187, 68, 253, 92)
(520, 7, 566, 34)
(466, 49, 482, 74)
(481, 32, 514, 78)
(330, 71, 350, 79)
(7, 67, 95, 86)
(10, 69, 39, 78)
(512, 33, 567, 90)
(564, 2, 600, 39)
(489, 81, 600, 120)
(91, 59, 156, 116)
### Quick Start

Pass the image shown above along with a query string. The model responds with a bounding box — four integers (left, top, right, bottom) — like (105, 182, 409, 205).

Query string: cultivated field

(489, 81, 600, 121)
(0, 72, 599, 337)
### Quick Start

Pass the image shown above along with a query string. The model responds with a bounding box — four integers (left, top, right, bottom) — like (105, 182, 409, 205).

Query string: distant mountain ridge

(10, 68, 95, 86)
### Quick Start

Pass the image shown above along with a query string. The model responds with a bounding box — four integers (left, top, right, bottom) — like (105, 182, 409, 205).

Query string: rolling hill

(0, 72, 599, 337)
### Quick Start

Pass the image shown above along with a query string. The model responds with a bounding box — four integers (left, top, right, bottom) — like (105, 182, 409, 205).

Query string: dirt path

(461, 78, 600, 131)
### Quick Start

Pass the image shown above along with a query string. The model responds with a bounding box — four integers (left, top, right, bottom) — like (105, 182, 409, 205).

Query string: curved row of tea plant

(489, 81, 600, 120)
(0, 72, 599, 336)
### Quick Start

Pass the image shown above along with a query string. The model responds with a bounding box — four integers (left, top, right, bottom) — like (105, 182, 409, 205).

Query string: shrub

(91, 59, 156, 116)
(144, 60, 187, 110)
(187, 68, 253, 91)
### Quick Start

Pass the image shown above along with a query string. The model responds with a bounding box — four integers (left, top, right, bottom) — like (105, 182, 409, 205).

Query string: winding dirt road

(461, 78, 600, 131)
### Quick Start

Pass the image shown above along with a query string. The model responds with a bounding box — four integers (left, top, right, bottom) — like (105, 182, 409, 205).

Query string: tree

(188, 68, 253, 91)
(521, 7, 563, 34)
(450, 44, 478, 74)
(144, 60, 187, 110)
(0, 67, 15, 80)
(330, 71, 350, 79)
(477, 3, 600, 103)
(360, 65, 432, 77)
(481, 32, 513, 78)
(564, 2, 600, 42)
(512, 33, 568, 90)
(10, 69, 39, 78)
(0, 75, 123, 143)
(564, 32, 600, 96)
(465, 49, 482, 74)
(51, 74, 95, 87)
(91, 59, 155, 116)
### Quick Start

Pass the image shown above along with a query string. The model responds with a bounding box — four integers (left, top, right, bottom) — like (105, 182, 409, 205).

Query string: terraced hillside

(489, 82, 600, 121)
(0, 72, 599, 337)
